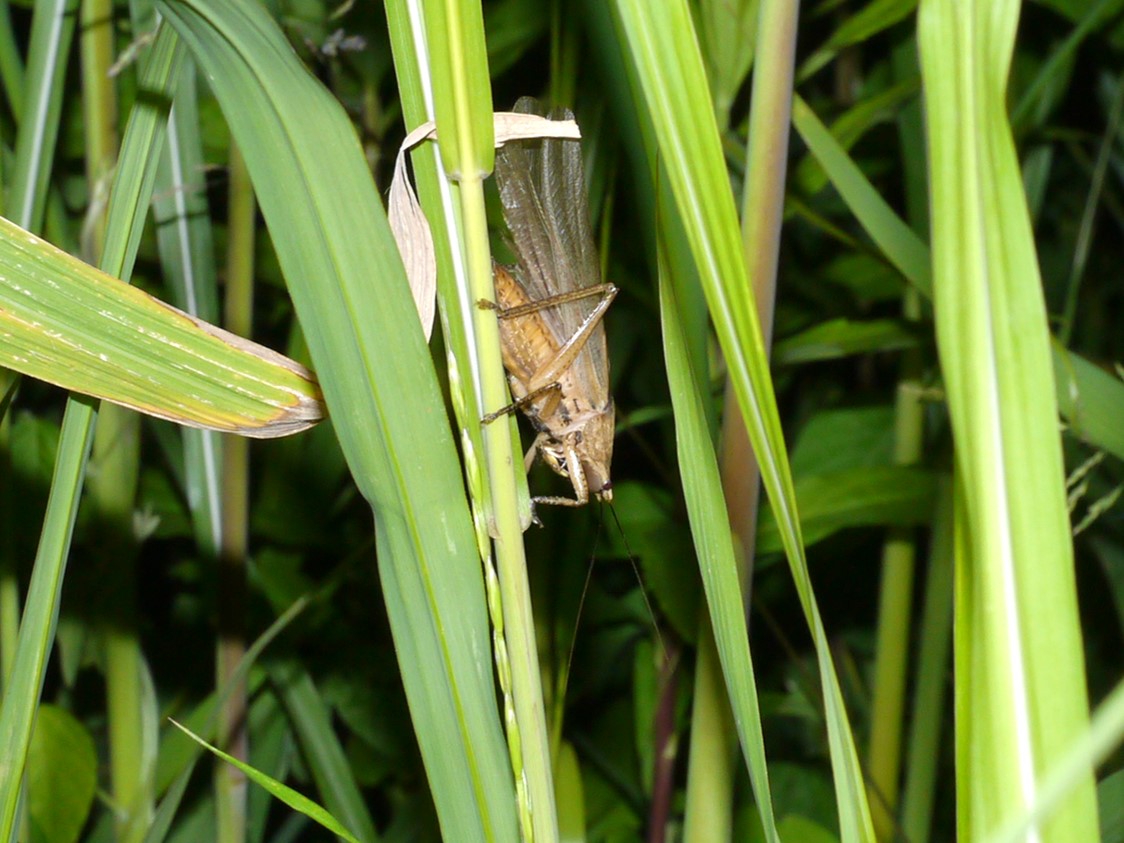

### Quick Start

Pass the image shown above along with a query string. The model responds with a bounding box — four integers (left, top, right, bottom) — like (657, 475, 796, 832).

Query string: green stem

(463, 170, 558, 843)
(215, 140, 255, 843)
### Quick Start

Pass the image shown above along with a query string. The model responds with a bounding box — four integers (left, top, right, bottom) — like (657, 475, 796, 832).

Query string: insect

(480, 98, 617, 507)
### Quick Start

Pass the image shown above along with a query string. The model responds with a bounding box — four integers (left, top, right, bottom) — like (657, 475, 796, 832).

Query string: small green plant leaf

(27, 705, 97, 843)
(168, 719, 362, 843)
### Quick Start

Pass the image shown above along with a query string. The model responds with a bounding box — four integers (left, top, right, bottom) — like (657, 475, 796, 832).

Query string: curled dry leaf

(387, 111, 581, 340)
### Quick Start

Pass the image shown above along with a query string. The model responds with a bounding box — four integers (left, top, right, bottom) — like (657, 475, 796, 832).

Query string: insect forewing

(494, 98, 610, 405)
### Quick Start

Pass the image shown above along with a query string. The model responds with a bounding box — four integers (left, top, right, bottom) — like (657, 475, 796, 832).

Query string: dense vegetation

(0, 1, 1120, 842)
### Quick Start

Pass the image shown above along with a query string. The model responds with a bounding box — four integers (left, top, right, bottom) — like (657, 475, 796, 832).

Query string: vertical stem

(463, 169, 558, 842)
(215, 141, 255, 843)
(866, 344, 924, 839)
(78, 5, 153, 842)
(96, 408, 145, 843)
(0, 380, 16, 684)
(0, 0, 24, 120)
(79, 0, 116, 254)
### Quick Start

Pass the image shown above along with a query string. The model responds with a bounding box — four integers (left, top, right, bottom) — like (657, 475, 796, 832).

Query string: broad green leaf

(0, 216, 322, 437)
(918, 2, 1098, 839)
(155, 2, 516, 840)
(27, 705, 97, 843)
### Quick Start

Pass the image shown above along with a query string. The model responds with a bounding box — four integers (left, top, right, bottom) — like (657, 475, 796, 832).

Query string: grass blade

(611, 2, 875, 837)
(918, 2, 1098, 837)
(155, 1, 517, 838)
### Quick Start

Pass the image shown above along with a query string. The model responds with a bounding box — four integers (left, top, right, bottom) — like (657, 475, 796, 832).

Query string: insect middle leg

(480, 380, 562, 425)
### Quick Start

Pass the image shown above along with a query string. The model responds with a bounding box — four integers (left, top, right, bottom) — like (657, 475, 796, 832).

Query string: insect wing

(495, 98, 609, 404)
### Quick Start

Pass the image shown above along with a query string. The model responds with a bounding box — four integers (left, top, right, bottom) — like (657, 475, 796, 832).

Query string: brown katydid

(479, 98, 617, 507)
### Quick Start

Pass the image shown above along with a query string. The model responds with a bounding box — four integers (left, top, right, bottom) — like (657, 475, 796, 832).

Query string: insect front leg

(530, 436, 590, 508)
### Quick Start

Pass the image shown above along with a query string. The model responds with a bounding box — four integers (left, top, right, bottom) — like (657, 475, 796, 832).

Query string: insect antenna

(604, 500, 668, 666)
(561, 500, 669, 698)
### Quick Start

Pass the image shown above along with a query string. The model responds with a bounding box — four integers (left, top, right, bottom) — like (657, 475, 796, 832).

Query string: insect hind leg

(477, 282, 616, 320)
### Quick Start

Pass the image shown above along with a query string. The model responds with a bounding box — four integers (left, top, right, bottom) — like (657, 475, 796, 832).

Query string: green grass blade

(792, 95, 932, 295)
(168, 720, 362, 843)
(154, 2, 516, 839)
(270, 662, 379, 843)
(0, 0, 25, 122)
(659, 257, 778, 842)
(0, 399, 98, 837)
(797, 0, 917, 82)
(150, 60, 225, 553)
(9, 0, 76, 232)
(918, 2, 1098, 838)
(153, 597, 310, 796)
(611, 2, 875, 839)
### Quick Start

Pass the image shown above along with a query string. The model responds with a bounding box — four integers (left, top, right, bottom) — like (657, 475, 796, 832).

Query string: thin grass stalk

(382, 5, 526, 837)
(1057, 72, 1124, 346)
(417, 1, 557, 838)
(146, 41, 226, 558)
(656, 235, 780, 843)
(80, 0, 116, 252)
(0, 23, 183, 835)
(893, 44, 944, 840)
(682, 638, 735, 843)
(77, 5, 156, 842)
(456, 164, 550, 842)
(864, 365, 923, 839)
(0, 0, 83, 829)
(899, 480, 954, 843)
(384, 1, 525, 837)
(0, 380, 15, 684)
(867, 24, 936, 794)
(0, 0, 34, 701)
(0, 0, 24, 119)
(94, 406, 146, 843)
(10, 0, 77, 234)
(215, 140, 254, 843)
